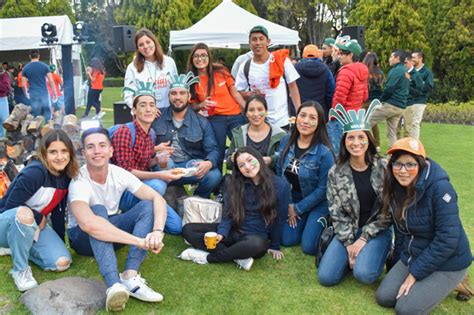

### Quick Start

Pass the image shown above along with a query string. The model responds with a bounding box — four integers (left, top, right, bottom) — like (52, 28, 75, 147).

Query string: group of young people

(0, 25, 471, 314)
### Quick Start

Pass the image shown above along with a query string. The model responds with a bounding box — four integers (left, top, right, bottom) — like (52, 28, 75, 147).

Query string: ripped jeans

(0, 207, 71, 272)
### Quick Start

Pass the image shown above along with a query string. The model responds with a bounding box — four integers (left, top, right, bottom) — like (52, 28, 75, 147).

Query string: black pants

(182, 223, 269, 263)
(85, 88, 102, 116)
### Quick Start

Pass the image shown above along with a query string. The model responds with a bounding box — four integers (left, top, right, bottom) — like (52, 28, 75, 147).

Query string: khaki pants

(369, 102, 404, 147)
(404, 103, 426, 139)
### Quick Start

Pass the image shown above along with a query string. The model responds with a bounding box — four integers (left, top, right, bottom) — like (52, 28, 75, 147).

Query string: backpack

(314, 216, 335, 267)
(108, 122, 156, 149)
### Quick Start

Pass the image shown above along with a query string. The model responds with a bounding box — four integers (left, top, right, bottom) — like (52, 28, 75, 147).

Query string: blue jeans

(327, 120, 343, 156)
(169, 161, 221, 198)
(68, 201, 154, 288)
(0, 96, 9, 137)
(281, 193, 328, 255)
(0, 207, 71, 272)
(318, 228, 392, 286)
(119, 179, 182, 235)
(209, 114, 246, 170)
(29, 93, 51, 120)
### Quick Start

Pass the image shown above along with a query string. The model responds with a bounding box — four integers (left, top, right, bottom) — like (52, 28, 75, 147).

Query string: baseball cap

(323, 38, 335, 46)
(336, 39, 362, 57)
(249, 25, 269, 38)
(387, 137, 426, 159)
(302, 45, 322, 58)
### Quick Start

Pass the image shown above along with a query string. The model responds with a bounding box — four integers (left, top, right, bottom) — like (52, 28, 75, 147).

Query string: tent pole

(62, 45, 75, 115)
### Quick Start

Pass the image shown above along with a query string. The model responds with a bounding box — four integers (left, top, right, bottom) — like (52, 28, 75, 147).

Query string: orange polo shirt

(90, 69, 105, 90)
(194, 70, 241, 116)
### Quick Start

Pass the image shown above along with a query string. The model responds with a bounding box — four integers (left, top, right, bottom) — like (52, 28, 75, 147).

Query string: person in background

(187, 43, 246, 171)
(179, 147, 290, 270)
(362, 52, 384, 150)
(376, 137, 471, 314)
(0, 66, 11, 136)
(83, 58, 105, 119)
(276, 101, 335, 255)
(48, 64, 64, 114)
(124, 28, 177, 110)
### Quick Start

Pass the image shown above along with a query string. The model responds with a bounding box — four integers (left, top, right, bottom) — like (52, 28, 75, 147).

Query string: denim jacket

(152, 107, 220, 168)
(275, 134, 335, 215)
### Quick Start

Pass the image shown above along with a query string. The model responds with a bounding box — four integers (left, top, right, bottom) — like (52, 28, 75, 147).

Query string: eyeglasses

(193, 54, 209, 60)
(392, 161, 418, 171)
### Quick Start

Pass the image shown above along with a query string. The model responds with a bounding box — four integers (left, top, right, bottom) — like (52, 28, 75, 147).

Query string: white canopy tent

(169, 0, 300, 51)
(0, 15, 84, 108)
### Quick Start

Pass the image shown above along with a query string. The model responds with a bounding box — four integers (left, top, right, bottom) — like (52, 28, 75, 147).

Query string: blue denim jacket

(152, 107, 220, 168)
(276, 134, 335, 215)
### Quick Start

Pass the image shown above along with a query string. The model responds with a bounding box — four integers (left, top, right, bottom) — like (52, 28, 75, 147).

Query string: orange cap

(387, 137, 426, 159)
(302, 45, 322, 59)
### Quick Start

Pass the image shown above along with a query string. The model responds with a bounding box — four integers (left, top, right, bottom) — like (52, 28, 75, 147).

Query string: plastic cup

(156, 151, 169, 169)
(207, 101, 217, 116)
(204, 232, 217, 249)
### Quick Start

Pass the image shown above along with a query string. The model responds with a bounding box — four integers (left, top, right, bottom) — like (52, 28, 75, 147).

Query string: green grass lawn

(1, 88, 472, 314)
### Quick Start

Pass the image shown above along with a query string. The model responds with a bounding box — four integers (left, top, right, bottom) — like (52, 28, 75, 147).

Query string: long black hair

(382, 150, 426, 222)
(229, 147, 277, 228)
(337, 130, 379, 167)
(280, 101, 333, 167)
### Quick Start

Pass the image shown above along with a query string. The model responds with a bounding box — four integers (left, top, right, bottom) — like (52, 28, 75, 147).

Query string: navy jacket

(294, 58, 335, 118)
(392, 159, 472, 280)
(217, 175, 290, 250)
(152, 106, 220, 168)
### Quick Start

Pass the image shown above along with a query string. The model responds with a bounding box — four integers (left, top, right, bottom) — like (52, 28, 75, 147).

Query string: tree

(349, 0, 430, 70)
(192, 0, 256, 22)
(0, 0, 40, 18)
(42, 0, 75, 22)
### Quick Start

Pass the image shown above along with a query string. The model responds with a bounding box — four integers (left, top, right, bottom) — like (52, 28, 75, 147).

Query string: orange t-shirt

(90, 69, 105, 90)
(48, 73, 63, 97)
(194, 70, 241, 116)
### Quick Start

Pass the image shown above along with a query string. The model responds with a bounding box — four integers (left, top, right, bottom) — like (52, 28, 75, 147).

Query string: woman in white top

(124, 28, 178, 110)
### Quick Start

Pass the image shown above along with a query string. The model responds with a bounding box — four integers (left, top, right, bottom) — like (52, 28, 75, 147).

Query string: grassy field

(0, 88, 472, 314)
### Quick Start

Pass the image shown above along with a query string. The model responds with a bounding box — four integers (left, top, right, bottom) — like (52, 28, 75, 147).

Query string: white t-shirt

(67, 164, 142, 228)
(124, 55, 178, 108)
(235, 55, 300, 127)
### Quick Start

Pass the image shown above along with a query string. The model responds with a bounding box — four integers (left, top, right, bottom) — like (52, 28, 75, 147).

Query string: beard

(170, 101, 188, 113)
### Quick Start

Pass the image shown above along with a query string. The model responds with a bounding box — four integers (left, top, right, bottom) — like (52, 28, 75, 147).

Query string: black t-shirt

(284, 144, 309, 192)
(246, 129, 271, 157)
(352, 166, 376, 227)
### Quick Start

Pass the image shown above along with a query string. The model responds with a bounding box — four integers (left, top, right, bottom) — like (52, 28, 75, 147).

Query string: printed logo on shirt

(155, 76, 169, 89)
(442, 193, 452, 203)
(218, 81, 226, 87)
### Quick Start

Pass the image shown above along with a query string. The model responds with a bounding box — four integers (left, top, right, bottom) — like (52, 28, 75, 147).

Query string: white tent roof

(169, 0, 300, 50)
(0, 15, 75, 51)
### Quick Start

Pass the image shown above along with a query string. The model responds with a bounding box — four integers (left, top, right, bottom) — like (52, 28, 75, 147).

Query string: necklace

(145, 61, 157, 85)
(349, 161, 369, 172)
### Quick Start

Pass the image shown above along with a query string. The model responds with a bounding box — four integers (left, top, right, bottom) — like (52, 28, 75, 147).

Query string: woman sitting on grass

(317, 102, 392, 286)
(179, 147, 289, 270)
(0, 129, 79, 291)
(376, 137, 472, 314)
(276, 101, 335, 255)
(228, 95, 286, 171)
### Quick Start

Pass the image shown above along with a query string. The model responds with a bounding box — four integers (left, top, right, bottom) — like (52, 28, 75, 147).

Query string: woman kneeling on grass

(376, 137, 472, 314)
(317, 102, 392, 286)
(0, 129, 79, 291)
(179, 147, 290, 270)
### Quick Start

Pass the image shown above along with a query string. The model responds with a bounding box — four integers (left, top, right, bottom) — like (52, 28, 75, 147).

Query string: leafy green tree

(0, 0, 40, 18)
(349, 0, 430, 70)
(193, 0, 256, 22)
(42, 0, 75, 22)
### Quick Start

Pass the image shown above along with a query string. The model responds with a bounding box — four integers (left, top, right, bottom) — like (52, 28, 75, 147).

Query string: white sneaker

(178, 248, 209, 265)
(120, 274, 163, 302)
(97, 111, 106, 119)
(11, 266, 38, 291)
(0, 247, 11, 256)
(234, 257, 254, 271)
(105, 283, 129, 312)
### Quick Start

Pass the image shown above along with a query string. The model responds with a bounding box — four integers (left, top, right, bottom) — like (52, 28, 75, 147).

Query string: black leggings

(182, 223, 269, 263)
(85, 88, 103, 116)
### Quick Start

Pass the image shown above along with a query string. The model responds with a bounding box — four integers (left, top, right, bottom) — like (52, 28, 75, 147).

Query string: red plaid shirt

(111, 119, 155, 172)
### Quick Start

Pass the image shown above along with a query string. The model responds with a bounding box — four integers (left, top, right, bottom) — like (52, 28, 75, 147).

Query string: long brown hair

(186, 42, 226, 100)
(229, 147, 277, 228)
(38, 129, 80, 179)
(133, 28, 164, 73)
(362, 52, 384, 88)
(90, 57, 105, 75)
(336, 130, 379, 167)
(382, 150, 426, 222)
(280, 101, 333, 168)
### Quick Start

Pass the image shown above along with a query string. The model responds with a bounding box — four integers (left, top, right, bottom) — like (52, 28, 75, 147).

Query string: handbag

(315, 216, 335, 268)
(182, 196, 222, 226)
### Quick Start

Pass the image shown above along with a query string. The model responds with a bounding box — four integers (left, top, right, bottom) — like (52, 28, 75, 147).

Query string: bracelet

(152, 229, 164, 233)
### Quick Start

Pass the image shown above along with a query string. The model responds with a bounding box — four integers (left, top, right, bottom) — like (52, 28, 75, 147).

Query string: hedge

(424, 101, 474, 125)
(103, 77, 124, 87)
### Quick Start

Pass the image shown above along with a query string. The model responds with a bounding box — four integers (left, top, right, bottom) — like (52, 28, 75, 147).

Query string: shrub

(103, 77, 124, 87)
(424, 101, 474, 125)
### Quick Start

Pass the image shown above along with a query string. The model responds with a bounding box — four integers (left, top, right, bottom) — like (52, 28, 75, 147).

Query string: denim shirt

(275, 134, 335, 215)
(152, 106, 220, 168)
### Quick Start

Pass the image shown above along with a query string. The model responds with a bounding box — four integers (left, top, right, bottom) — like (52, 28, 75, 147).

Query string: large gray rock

(20, 277, 106, 315)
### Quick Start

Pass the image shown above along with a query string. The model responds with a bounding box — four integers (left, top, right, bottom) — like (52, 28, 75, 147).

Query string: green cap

(329, 99, 381, 133)
(249, 25, 269, 38)
(323, 38, 335, 46)
(123, 80, 155, 99)
(336, 39, 362, 57)
(168, 72, 200, 91)
(49, 64, 56, 72)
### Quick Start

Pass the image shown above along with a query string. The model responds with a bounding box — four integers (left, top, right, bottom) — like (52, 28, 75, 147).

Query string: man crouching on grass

(67, 127, 167, 312)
